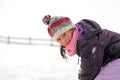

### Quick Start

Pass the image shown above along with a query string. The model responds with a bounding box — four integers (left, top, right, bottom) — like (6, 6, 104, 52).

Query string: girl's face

(56, 29, 74, 47)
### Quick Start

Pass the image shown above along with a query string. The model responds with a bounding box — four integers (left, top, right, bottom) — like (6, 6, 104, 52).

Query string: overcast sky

(0, 0, 120, 38)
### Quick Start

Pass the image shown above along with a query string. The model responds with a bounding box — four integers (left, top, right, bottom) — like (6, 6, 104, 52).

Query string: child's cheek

(67, 34, 72, 40)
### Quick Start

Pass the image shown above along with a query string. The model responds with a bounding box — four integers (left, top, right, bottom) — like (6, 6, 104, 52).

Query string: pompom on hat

(42, 15, 75, 40)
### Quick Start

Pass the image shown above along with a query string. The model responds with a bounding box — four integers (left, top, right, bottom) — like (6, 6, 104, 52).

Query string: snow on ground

(0, 43, 79, 80)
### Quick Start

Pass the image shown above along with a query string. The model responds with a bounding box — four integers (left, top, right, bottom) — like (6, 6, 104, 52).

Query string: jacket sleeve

(77, 38, 104, 80)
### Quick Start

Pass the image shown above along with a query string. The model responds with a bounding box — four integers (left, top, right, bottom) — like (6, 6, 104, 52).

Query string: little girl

(42, 15, 120, 80)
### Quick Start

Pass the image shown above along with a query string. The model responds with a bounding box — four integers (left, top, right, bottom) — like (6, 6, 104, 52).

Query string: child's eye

(61, 33, 66, 38)
(63, 33, 66, 36)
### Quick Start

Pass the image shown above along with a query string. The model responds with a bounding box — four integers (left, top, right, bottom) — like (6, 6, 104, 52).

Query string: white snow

(92, 47, 96, 54)
(0, 43, 79, 80)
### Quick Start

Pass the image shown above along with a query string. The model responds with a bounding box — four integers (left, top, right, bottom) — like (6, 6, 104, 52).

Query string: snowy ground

(0, 43, 79, 80)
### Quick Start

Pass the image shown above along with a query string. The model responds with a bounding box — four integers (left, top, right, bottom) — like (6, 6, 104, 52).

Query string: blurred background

(0, 0, 120, 80)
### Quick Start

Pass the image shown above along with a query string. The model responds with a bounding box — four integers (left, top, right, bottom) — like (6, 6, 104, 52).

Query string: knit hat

(42, 15, 75, 40)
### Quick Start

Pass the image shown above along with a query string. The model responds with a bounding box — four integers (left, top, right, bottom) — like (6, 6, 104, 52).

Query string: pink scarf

(64, 27, 78, 56)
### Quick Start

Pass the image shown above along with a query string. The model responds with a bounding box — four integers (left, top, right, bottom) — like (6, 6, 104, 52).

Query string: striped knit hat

(42, 15, 75, 40)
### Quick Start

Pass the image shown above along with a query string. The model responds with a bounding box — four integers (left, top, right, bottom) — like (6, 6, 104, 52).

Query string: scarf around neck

(64, 27, 79, 56)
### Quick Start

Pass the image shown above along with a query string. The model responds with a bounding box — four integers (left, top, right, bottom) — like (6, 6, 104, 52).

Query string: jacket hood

(78, 19, 102, 39)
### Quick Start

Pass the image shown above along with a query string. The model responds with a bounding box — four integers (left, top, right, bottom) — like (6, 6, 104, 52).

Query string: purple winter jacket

(76, 19, 120, 80)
